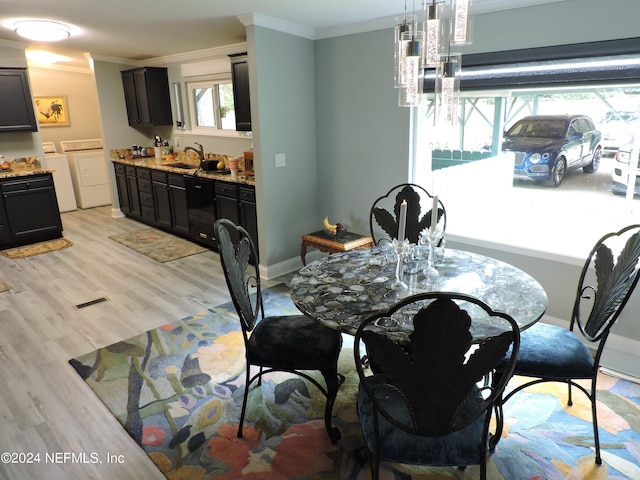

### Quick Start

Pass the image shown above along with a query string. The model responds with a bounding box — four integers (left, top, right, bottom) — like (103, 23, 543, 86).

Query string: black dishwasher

(185, 176, 217, 248)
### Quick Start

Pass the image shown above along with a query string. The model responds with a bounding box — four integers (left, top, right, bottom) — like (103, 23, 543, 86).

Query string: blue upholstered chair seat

(248, 315, 342, 371)
(215, 218, 345, 443)
(507, 323, 594, 379)
(491, 226, 640, 465)
(357, 376, 486, 467)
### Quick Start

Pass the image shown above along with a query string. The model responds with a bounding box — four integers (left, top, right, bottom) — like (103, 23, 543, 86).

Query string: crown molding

(315, 0, 567, 40)
(89, 42, 247, 69)
(90, 53, 138, 67)
(27, 62, 93, 75)
(237, 12, 315, 40)
(145, 42, 248, 65)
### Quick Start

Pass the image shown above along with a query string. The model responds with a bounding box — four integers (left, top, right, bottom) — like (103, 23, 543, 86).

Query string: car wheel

(583, 146, 602, 173)
(551, 157, 566, 187)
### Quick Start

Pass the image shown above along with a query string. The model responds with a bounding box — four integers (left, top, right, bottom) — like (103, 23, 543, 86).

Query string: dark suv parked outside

(504, 114, 603, 187)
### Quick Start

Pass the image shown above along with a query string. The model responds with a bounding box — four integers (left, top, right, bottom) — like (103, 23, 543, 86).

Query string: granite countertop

(110, 150, 255, 186)
(0, 157, 54, 179)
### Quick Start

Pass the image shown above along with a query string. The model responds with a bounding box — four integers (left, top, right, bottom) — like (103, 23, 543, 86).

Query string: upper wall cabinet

(229, 53, 251, 132)
(121, 67, 173, 127)
(0, 68, 38, 133)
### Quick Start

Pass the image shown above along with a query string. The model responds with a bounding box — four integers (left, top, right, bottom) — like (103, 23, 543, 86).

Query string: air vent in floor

(75, 297, 109, 309)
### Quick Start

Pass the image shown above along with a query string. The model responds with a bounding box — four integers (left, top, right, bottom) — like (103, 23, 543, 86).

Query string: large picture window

(414, 39, 640, 258)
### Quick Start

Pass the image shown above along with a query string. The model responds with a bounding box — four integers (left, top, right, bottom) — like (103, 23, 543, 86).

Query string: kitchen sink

(164, 162, 196, 169)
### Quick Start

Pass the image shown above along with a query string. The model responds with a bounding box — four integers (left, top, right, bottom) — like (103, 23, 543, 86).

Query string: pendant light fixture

(394, 0, 473, 113)
(451, 0, 473, 46)
(396, 0, 425, 106)
(398, 30, 423, 106)
(394, 7, 414, 88)
(422, 1, 443, 68)
(435, 53, 461, 125)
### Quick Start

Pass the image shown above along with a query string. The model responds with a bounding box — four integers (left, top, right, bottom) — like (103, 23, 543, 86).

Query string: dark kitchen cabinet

(239, 186, 258, 249)
(0, 188, 11, 244)
(121, 67, 173, 127)
(114, 164, 131, 214)
(215, 181, 258, 253)
(215, 181, 240, 227)
(151, 170, 189, 235)
(152, 172, 172, 229)
(125, 166, 142, 217)
(137, 168, 155, 223)
(0, 174, 62, 248)
(169, 175, 190, 236)
(229, 53, 251, 132)
(114, 161, 257, 254)
(114, 163, 143, 218)
(0, 68, 38, 132)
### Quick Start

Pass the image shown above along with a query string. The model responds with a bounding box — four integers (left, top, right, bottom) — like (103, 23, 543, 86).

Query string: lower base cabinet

(114, 162, 257, 253)
(151, 171, 189, 236)
(0, 173, 63, 248)
(239, 186, 258, 249)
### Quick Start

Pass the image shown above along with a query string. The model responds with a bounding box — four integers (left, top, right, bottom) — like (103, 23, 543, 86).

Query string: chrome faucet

(184, 142, 204, 163)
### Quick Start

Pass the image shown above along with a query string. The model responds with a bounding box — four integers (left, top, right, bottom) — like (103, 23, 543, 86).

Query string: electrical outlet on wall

(275, 153, 286, 168)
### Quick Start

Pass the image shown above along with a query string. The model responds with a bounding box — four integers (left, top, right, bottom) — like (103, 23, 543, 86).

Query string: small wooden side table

(301, 230, 373, 265)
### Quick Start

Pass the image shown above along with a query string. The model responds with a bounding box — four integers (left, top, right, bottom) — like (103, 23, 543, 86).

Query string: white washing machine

(43, 142, 78, 213)
(61, 138, 112, 209)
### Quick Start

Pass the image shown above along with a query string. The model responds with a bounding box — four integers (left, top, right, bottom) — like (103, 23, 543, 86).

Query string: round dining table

(290, 246, 548, 342)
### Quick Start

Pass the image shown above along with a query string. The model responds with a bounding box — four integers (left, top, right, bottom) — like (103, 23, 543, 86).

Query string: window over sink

(185, 78, 237, 135)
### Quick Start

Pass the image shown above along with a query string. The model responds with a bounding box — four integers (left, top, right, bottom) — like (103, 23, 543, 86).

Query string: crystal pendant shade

(435, 53, 461, 125)
(451, 0, 473, 46)
(394, 15, 416, 88)
(423, 3, 442, 68)
(393, 0, 472, 111)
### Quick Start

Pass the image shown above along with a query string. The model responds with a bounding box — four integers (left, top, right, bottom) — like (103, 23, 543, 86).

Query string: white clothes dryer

(61, 139, 112, 209)
(43, 142, 77, 212)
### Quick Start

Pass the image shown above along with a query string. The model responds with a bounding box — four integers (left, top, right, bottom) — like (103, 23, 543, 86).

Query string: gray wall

(92, 59, 155, 211)
(248, 26, 320, 272)
(315, 29, 411, 236)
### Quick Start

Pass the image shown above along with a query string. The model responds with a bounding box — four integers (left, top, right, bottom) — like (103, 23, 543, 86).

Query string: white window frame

(184, 75, 243, 138)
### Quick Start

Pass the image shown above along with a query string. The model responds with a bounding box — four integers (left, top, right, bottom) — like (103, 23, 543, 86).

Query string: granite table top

(290, 246, 548, 342)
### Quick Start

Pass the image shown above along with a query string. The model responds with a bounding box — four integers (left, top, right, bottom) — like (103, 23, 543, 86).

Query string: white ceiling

(0, 0, 565, 68)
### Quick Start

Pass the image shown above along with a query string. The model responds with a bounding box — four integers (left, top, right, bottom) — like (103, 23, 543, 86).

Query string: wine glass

(419, 227, 444, 277)
(391, 239, 410, 289)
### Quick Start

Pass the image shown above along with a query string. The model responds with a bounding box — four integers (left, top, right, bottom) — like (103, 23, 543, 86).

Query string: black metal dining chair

(369, 183, 446, 245)
(354, 292, 520, 480)
(214, 218, 345, 442)
(491, 224, 640, 464)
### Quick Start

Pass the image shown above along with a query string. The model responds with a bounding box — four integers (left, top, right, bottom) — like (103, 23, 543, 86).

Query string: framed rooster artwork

(34, 96, 69, 126)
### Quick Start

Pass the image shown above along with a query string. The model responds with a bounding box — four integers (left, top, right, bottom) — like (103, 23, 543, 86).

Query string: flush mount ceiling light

(14, 20, 71, 42)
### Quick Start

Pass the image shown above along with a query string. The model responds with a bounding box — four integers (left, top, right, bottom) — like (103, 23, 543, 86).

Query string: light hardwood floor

(0, 206, 283, 480)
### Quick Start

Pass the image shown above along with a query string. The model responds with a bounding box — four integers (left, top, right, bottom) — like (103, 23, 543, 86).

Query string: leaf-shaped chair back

(354, 292, 519, 437)
(215, 219, 262, 333)
(574, 224, 640, 342)
(369, 183, 446, 245)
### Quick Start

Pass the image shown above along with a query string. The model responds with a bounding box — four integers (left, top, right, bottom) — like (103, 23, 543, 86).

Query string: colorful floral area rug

(69, 286, 640, 479)
(109, 228, 207, 263)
